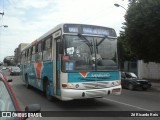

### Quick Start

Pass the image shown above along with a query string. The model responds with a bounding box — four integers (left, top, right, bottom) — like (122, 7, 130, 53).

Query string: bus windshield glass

(62, 35, 118, 72)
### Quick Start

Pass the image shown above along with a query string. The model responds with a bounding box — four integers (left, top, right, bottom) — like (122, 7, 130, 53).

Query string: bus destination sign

(82, 27, 109, 36)
(63, 24, 116, 37)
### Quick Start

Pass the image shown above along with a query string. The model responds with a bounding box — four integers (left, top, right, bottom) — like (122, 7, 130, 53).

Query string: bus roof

(21, 23, 116, 51)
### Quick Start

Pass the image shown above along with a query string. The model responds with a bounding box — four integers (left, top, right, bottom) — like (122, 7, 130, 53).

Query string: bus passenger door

(55, 39, 61, 96)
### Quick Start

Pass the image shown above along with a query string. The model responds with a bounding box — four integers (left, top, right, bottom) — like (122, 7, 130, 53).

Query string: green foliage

(125, 0, 160, 62)
(118, 31, 136, 62)
(128, 0, 137, 6)
(3, 58, 14, 66)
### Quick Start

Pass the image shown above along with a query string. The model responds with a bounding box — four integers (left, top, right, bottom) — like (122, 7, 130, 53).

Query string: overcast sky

(0, 0, 128, 62)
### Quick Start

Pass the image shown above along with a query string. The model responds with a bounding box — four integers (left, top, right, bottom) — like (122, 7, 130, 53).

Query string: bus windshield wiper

(96, 35, 117, 47)
(78, 33, 93, 53)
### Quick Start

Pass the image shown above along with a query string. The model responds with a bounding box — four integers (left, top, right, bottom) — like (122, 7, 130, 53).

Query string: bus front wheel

(44, 80, 53, 101)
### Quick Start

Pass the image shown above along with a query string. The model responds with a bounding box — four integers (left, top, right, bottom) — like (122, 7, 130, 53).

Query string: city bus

(20, 23, 121, 101)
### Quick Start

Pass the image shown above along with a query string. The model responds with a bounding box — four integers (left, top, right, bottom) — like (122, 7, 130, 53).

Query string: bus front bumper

(61, 85, 121, 101)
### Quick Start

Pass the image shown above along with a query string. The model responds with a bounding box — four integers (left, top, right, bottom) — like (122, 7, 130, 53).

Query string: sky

(0, 0, 128, 62)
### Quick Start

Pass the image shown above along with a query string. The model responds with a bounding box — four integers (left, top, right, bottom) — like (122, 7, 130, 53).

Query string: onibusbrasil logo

(1, 112, 42, 118)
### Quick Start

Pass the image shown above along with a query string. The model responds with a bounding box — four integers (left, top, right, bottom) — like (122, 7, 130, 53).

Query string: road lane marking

(103, 98, 152, 111)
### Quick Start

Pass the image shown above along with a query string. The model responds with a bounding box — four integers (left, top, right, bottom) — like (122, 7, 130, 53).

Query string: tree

(128, 0, 137, 6)
(3, 58, 14, 66)
(118, 30, 136, 62)
(125, 0, 160, 62)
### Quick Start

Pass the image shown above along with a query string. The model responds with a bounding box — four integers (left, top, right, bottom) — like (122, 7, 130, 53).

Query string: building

(5, 56, 15, 61)
(14, 43, 29, 65)
(14, 48, 18, 65)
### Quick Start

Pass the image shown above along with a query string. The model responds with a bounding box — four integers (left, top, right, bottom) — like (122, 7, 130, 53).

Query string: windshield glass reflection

(62, 35, 118, 72)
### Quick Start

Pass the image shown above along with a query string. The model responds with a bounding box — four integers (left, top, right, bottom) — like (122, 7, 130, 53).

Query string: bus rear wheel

(44, 80, 53, 101)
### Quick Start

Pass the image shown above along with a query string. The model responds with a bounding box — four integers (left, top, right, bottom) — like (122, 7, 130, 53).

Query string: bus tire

(44, 79, 53, 101)
(25, 74, 30, 89)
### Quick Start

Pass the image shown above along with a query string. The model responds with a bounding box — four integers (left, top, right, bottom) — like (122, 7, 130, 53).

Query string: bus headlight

(115, 81, 121, 86)
(75, 84, 79, 88)
(62, 83, 80, 89)
(68, 83, 74, 88)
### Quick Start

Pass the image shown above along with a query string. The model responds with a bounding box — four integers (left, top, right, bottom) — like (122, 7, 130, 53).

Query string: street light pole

(114, 3, 127, 11)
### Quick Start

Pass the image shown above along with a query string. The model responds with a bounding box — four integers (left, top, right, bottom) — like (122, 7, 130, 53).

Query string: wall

(138, 60, 160, 80)
(119, 61, 138, 75)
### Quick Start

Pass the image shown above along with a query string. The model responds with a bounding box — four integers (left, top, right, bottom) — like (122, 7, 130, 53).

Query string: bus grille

(82, 82, 110, 89)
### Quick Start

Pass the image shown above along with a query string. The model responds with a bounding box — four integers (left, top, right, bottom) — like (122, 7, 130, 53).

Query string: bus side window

(26, 49, 30, 63)
(28, 48, 32, 63)
(25, 51, 27, 64)
(43, 38, 52, 61)
(35, 44, 38, 61)
(36, 43, 42, 61)
(31, 46, 36, 62)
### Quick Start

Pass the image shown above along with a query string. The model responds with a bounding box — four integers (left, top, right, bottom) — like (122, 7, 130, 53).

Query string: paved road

(4, 70, 160, 120)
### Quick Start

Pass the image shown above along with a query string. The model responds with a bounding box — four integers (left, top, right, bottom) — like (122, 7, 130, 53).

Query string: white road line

(103, 98, 152, 111)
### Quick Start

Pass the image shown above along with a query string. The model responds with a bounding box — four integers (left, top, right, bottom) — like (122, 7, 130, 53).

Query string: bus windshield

(62, 35, 118, 72)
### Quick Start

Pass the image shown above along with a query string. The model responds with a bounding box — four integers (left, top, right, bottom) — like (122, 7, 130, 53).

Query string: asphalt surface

(3, 70, 160, 120)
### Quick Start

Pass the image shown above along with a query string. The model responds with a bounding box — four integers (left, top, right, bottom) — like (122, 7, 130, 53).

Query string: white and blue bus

(21, 23, 121, 101)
